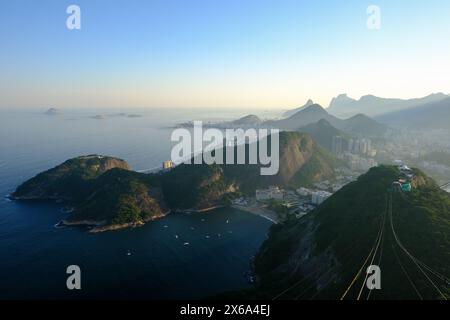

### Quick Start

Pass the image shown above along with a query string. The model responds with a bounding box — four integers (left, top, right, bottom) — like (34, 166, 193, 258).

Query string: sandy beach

(231, 204, 279, 224)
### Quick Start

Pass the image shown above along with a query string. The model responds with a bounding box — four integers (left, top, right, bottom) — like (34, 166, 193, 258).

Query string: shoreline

(231, 204, 278, 224)
(175, 205, 226, 214)
(60, 210, 170, 233)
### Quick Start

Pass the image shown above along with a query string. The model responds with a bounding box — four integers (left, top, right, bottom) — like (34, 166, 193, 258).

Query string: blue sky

(1, 0, 449, 109)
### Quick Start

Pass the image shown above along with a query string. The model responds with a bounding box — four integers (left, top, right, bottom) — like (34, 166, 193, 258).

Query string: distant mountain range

(327, 93, 449, 118)
(376, 97, 450, 130)
(179, 102, 389, 138)
(266, 104, 388, 137)
(230, 114, 263, 127)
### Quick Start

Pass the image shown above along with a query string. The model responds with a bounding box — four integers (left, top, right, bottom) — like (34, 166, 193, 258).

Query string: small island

(44, 108, 62, 115)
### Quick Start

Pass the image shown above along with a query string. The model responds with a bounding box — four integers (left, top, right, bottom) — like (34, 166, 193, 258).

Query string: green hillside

(12, 155, 130, 201)
(252, 166, 450, 300)
(13, 132, 341, 231)
(67, 169, 167, 226)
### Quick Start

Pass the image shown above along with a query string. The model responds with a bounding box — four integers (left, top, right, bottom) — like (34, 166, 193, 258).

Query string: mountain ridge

(267, 104, 387, 137)
(327, 93, 449, 118)
(376, 97, 450, 130)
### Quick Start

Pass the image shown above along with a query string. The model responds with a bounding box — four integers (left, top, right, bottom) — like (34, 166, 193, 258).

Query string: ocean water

(0, 109, 274, 299)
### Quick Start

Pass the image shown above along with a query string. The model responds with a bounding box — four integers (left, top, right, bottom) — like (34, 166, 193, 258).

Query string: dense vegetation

(13, 132, 341, 229)
(12, 155, 130, 201)
(71, 169, 166, 225)
(161, 163, 231, 210)
(250, 166, 450, 299)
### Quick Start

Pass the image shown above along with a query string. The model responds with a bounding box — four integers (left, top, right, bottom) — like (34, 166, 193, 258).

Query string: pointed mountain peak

(299, 103, 326, 113)
(288, 103, 328, 119)
(282, 99, 315, 117)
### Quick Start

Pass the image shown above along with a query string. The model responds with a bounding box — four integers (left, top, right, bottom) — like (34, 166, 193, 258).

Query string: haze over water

(0, 109, 274, 299)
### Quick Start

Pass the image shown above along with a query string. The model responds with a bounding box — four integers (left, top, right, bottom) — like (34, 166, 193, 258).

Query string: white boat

(126, 250, 132, 256)
(183, 242, 190, 246)
(175, 235, 179, 239)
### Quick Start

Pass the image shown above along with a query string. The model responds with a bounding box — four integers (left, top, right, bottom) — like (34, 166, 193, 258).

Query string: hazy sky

(1, 0, 449, 110)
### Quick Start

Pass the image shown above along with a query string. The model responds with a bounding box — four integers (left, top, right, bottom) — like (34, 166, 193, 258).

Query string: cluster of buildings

(342, 153, 378, 172)
(255, 186, 284, 201)
(231, 197, 249, 206)
(251, 166, 361, 219)
(332, 136, 378, 172)
(296, 187, 332, 205)
(332, 136, 376, 157)
(254, 185, 331, 219)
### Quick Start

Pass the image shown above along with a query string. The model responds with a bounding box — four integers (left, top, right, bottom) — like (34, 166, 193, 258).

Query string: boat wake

(54, 221, 66, 229)
(60, 207, 74, 214)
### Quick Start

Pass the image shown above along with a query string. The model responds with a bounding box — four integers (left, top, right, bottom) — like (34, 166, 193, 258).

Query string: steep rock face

(276, 133, 312, 184)
(214, 132, 338, 192)
(12, 155, 130, 201)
